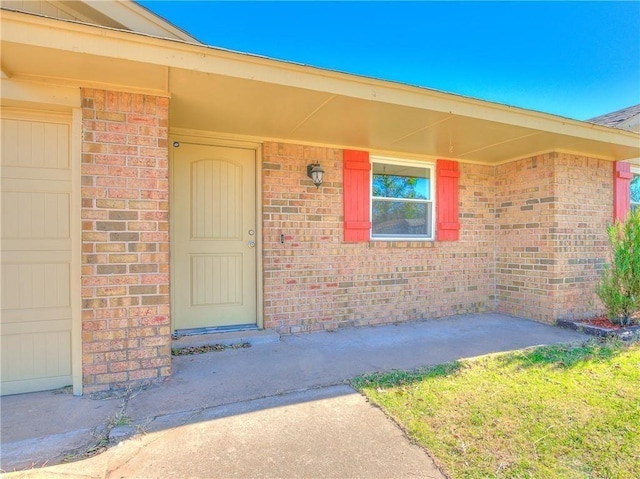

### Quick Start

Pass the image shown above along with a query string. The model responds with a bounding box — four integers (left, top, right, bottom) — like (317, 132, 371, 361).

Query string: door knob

(248, 241, 256, 248)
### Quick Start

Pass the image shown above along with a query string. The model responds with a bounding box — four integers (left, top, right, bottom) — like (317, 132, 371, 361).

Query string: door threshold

(173, 324, 258, 338)
(171, 326, 280, 349)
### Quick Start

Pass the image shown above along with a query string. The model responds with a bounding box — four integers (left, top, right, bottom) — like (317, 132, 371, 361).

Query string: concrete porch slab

(1, 313, 586, 474)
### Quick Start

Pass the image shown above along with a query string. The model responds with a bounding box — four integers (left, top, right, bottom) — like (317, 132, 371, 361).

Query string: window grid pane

(372, 175, 430, 200)
(372, 199, 432, 237)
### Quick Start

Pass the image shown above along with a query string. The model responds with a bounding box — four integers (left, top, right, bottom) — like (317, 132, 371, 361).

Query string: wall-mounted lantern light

(307, 162, 325, 188)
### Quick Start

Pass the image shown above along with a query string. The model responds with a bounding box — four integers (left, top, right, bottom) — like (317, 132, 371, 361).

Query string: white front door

(172, 142, 257, 331)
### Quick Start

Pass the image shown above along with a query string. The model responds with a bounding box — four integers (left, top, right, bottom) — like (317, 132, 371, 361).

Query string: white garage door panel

(1, 119, 69, 169)
(1, 262, 70, 312)
(1, 114, 74, 395)
(0, 377, 72, 397)
(1, 324, 72, 384)
(0, 327, 72, 394)
(2, 191, 71, 239)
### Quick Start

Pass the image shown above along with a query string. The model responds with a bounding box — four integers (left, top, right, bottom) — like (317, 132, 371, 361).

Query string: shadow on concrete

(1, 313, 587, 476)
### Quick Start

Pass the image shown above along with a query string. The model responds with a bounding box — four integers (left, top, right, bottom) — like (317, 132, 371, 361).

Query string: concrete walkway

(1, 313, 585, 478)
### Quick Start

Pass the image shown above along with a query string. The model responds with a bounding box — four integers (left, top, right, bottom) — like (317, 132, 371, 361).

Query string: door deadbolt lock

(248, 229, 255, 236)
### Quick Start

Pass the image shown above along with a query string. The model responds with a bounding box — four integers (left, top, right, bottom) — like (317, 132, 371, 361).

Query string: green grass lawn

(353, 339, 640, 479)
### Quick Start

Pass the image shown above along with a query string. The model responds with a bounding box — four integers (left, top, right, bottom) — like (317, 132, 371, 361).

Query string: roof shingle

(588, 104, 640, 131)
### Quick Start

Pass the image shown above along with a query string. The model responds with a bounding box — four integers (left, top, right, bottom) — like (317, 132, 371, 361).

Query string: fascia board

(86, 1, 199, 43)
(1, 77, 81, 107)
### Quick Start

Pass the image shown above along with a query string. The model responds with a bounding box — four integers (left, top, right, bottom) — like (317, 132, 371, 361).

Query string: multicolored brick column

(80, 89, 170, 392)
(495, 153, 611, 322)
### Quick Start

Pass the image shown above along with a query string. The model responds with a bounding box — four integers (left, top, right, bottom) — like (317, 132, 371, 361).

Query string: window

(344, 150, 458, 243)
(632, 169, 640, 212)
(371, 158, 434, 240)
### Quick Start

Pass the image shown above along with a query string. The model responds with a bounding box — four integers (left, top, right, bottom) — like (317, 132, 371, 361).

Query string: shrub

(596, 207, 640, 326)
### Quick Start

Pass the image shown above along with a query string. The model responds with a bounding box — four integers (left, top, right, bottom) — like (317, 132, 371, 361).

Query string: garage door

(1, 110, 75, 395)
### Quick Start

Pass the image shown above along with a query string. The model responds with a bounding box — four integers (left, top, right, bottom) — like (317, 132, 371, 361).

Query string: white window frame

(370, 156, 435, 241)
(631, 166, 640, 212)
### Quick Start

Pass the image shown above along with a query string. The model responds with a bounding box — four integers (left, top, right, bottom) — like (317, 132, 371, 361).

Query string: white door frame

(169, 130, 263, 331)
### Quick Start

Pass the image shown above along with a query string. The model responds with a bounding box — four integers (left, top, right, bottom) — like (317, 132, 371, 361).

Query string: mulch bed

(577, 315, 624, 330)
(557, 314, 640, 340)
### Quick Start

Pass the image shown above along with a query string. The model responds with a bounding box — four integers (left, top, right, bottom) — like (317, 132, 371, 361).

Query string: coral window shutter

(343, 150, 371, 242)
(436, 159, 460, 241)
(613, 161, 632, 221)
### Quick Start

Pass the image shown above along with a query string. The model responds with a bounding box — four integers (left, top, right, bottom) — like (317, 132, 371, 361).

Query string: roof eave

(1, 9, 638, 164)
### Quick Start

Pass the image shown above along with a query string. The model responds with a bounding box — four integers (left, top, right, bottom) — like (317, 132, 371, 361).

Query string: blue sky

(138, 1, 640, 121)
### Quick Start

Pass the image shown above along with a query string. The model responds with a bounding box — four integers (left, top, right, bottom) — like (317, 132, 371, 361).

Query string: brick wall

(262, 142, 495, 334)
(76, 115, 614, 389)
(495, 153, 611, 322)
(264, 144, 613, 332)
(495, 154, 558, 321)
(550, 153, 611, 320)
(81, 89, 170, 392)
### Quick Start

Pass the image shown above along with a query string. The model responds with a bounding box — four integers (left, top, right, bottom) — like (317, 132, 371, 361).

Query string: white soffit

(1, 9, 638, 164)
(1, 42, 169, 95)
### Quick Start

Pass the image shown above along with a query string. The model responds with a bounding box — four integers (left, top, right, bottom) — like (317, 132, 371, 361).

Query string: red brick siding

(81, 89, 170, 392)
(495, 154, 558, 321)
(551, 153, 611, 320)
(495, 153, 611, 322)
(264, 144, 612, 331)
(262, 142, 495, 334)
(77, 112, 615, 389)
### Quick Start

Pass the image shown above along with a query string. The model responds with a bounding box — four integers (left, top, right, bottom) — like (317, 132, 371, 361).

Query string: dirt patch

(171, 342, 251, 356)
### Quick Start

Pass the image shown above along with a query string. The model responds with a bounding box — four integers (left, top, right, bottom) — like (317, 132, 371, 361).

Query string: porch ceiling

(2, 9, 639, 165)
(168, 67, 639, 164)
